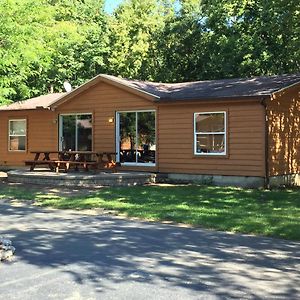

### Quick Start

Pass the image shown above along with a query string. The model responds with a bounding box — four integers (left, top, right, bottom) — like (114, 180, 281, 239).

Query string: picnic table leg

(100, 154, 104, 169)
(43, 153, 55, 171)
(68, 154, 78, 171)
(43, 152, 51, 160)
(48, 162, 55, 171)
(66, 162, 70, 172)
(30, 153, 40, 171)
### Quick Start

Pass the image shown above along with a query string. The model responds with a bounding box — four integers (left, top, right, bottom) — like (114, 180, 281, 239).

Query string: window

(194, 112, 226, 155)
(117, 111, 156, 165)
(59, 114, 92, 151)
(9, 119, 27, 151)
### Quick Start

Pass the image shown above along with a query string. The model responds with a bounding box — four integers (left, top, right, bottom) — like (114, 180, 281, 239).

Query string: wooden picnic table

(25, 150, 118, 172)
(25, 151, 60, 171)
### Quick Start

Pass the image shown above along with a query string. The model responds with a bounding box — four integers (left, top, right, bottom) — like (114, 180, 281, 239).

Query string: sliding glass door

(117, 111, 156, 165)
(59, 114, 92, 151)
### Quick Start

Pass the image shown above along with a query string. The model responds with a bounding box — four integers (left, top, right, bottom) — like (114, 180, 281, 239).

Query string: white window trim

(8, 119, 27, 152)
(116, 110, 156, 167)
(194, 111, 227, 156)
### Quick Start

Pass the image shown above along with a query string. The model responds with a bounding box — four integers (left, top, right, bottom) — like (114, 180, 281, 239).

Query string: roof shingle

(0, 93, 66, 111)
(0, 73, 299, 111)
(103, 73, 300, 100)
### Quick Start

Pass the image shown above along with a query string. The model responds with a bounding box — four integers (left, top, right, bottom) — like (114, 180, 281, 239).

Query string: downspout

(260, 97, 270, 189)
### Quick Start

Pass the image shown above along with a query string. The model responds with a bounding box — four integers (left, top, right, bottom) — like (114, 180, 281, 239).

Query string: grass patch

(0, 183, 299, 240)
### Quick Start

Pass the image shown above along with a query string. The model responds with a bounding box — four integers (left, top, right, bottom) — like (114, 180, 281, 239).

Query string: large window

(117, 111, 156, 165)
(59, 114, 92, 151)
(9, 119, 27, 151)
(194, 112, 226, 155)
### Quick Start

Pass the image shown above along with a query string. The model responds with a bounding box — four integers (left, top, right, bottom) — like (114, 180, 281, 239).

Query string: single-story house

(0, 73, 299, 187)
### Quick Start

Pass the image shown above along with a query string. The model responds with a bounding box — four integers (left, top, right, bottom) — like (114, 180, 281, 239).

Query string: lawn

(0, 183, 299, 240)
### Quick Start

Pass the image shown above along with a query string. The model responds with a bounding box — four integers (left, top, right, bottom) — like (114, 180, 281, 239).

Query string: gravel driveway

(0, 199, 299, 300)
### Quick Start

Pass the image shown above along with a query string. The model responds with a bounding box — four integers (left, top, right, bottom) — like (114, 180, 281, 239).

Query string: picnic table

(25, 150, 118, 172)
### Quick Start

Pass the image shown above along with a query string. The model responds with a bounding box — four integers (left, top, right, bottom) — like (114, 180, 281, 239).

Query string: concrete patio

(6, 169, 157, 187)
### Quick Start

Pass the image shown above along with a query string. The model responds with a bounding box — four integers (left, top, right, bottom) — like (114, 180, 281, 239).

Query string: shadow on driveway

(0, 200, 299, 299)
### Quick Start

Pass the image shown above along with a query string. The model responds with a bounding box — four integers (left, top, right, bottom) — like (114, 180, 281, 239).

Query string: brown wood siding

(267, 85, 300, 176)
(0, 110, 57, 166)
(158, 101, 266, 177)
(57, 81, 158, 171)
(0, 81, 267, 178)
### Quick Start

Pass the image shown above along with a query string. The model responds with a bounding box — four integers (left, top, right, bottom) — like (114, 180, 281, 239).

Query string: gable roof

(0, 73, 299, 111)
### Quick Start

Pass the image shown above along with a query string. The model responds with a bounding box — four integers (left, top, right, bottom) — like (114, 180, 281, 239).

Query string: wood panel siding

(0, 110, 57, 166)
(267, 85, 300, 176)
(157, 101, 266, 177)
(57, 81, 158, 171)
(0, 81, 268, 178)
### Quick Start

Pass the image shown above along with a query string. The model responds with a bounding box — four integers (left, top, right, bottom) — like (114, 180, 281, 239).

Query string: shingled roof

(103, 73, 300, 101)
(0, 73, 299, 111)
(0, 93, 66, 111)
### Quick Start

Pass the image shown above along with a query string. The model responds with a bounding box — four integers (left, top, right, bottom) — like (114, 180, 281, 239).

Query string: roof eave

(0, 107, 48, 112)
(157, 95, 270, 103)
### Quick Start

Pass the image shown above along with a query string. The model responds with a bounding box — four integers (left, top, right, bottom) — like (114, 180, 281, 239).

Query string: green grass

(1, 184, 299, 240)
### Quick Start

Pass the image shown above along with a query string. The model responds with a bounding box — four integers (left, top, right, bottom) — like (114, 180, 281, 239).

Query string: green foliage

(0, 0, 108, 104)
(0, 0, 299, 104)
(108, 0, 170, 80)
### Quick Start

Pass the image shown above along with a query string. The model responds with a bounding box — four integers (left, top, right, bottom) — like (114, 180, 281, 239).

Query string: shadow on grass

(0, 183, 299, 240)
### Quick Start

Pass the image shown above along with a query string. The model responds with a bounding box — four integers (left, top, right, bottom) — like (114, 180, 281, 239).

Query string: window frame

(194, 111, 227, 156)
(58, 113, 93, 151)
(116, 110, 157, 166)
(8, 119, 27, 152)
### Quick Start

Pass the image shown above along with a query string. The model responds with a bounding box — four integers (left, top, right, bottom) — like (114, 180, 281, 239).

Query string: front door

(59, 114, 92, 151)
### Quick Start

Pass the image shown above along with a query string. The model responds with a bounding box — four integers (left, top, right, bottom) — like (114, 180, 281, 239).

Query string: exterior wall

(56, 81, 158, 172)
(157, 101, 266, 177)
(0, 82, 157, 170)
(0, 109, 56, 166)
(0, 82, 267, 182)
(267, 84, 300, 177)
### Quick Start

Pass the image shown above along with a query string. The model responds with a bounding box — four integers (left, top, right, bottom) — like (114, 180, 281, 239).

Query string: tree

(107, 0, 172, 80)
(0, 0, 299, 105)
(0, 0, 109, 104)
(0, 0, 54, 103)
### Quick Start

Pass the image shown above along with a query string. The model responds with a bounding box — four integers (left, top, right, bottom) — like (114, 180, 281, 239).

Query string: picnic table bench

(25, 151, 118, 172)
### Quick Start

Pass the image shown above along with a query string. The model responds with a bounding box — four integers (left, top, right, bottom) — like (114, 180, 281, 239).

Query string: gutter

(260, 97, 270, 189)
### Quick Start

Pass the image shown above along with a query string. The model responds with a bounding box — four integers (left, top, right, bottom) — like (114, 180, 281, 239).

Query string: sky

(104, 0, 124, 14)
(104, 0, 181, 14)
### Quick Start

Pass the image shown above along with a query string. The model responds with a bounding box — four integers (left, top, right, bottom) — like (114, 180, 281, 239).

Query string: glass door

(117, 111, 156, 165)
(59, 114, 92, 151)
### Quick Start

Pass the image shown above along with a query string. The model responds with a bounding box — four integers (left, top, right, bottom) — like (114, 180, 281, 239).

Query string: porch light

(108, 117, 114, 123)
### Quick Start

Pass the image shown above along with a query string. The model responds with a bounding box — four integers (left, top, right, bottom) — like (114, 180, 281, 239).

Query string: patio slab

(7, 169, 157, 187)
(0, 199, 299, 299)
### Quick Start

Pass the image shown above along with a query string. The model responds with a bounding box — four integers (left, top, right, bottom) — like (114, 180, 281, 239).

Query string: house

(0, 73, 299, 187)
